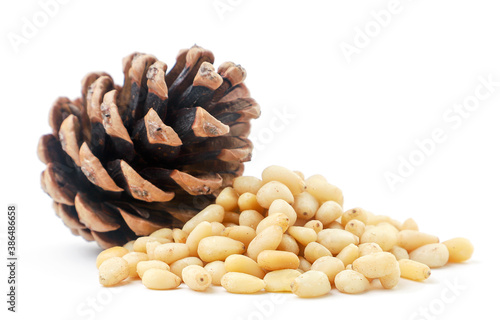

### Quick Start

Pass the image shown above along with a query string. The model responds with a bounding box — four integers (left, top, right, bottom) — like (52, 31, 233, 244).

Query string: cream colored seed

(311, 256, 345, 284)
(334, 270, 370, 294)
(262, 165, 306, 195)
(360, 224, 398, 251)
(182, 265, 212, 291)
(122, 252, 148, 278)
(98, 257, 129, 287)
(401, 218, 419, 231)
(442, 237, 474, 263)
(298, 256, 312, 272)
(291, 270, 331, 298)
(221, 272, 266, 294)
(246, 225, 283, 260)
(358, 243, 383, 256)
(345, 219, 365, 238)
(256, 181, 294, 209)
(293, 192, 319, 220)
(239, 210, 265, 229)
(197, 236, 245, 262)
(123, 241, 135, 252)
(172, 228, 188, 243)
(186, 221, 213, 256)
(223, 211, 241, 225)
(223, 226, 256, 247)
(303, 242, 332, 263)
(263, 269, 301, 292)
(223, 221, 238, 228)
(304, 220, 323, 234)
(293, 170, 305, 180)
(288, 226, 318, 246)
(369, 215, 402, 230)
(397, 230, 439, 252)
(379, 265, 400, 289)
(277, 233, 300, 255)
(238, 192, 265, 213)
(182, 204, 225, 234)
(325, 220, 343, 229)
(204, 261, 226, 286)
(257, 250, 300, 271)
(216, 187, 239, 212)
(315, 201, 343, 226)
(409, 243, 449, 268)
(149, 228, 174, 240)
(305, 177, 344, 207)
(169, 257, 204, 278)
(398, 259, 431, 281)
(341, 208, 368, 226)
(142, 269, 181, 290)
(96, 246, 129, 268)
(154, 243, 190, 264)
(336, 244, 360, 266)
(317, 229, 359, 255)
(225, 254, 266, 278)
(146, 241, 163, 260)
(233, 176, 264, 195)
(352, 252, 398, 278)
(256, 212, 289, 234)
(390, 246, 410, 260)
(133, 237, 170, 253)
(268, 199, 297, 226)
(211, 222, 225, 236)
(137, 260, 170, 279)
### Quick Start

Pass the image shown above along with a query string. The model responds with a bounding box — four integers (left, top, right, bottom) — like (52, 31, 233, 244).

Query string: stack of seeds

(96, 165, 474, 297)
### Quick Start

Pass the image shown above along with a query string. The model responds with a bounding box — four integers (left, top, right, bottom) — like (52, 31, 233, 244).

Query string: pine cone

(37, 45, 260, 248)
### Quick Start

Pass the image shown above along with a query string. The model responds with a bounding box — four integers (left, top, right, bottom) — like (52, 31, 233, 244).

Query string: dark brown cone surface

(38, 45, 260, 248)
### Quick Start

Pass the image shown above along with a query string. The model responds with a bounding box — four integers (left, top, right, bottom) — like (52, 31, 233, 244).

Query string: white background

(1, 0, 499, 319)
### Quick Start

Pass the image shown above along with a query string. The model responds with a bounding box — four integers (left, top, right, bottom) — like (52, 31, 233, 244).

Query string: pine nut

(288, 226, 318, 246)
(186, 221, 213, 256)
(398, 259, 431, 281)
(142, 269, 181, 290)
(204, 261, 226, 286)
(122, 252, 149, 278)
(397, 230, 439, 252)
(216, 187, 239, 212)
(291, 270, 331, 298)
(268, 199, 297, 226)
(402, 218, 419, 231)
(311, 256, 345, 283)
(353, 252, 398, 279)
(182, 204, 225, 234)
(257, 250, 300, 271)
(223, 211, 241, 225)
(238, 192, 265, 213)
(305, 177, 343, 207)
(358, 243, 383, 256)
(137, 260, 170, 279)
(197, 236, 245, 262)
(360, 224, 398, 251)
(336, 243, 359, 266)
(99, 257, 129, 286)
(123, 240, 135, 252)
(210, 222, 226, 236)
(225, 254, 266, 278)
(344, 219, 365, 238)
(169, 257, 204, 278)
(221, 272, 266, 294)
(334, 270, 370, 294)
(304, 220, 323, 233)
(246, 225, 283, 260)
(256, 181, 294, 209)
(182, 265, 212, 291)
(298, 256, 312, 272)
(317, 229, 359, 255)
(277, 233, 300, 255)
(443, 237, 474, 263)
(154, 243, 190, 264)
(263, 269, 301, 292)
(239, 209, 265, 229)
(315, 201, 343, 226)
(303, 242, 332, 263)
(409, 243, 449, 268)
(149, 228, 174, 241)
(256, 212, 289, 234)
(379, 265, 400, 289)
(172, 228, 188, 243)
(341, 208, 368, 226)
(262, 165, 306, 195)
(96, 246, 129, 268)
(233, 176, 264, 195)
(133, 236, 170, 253)
(390, 246, 409, 260)
(292, 192, 319, 220)
(222, 226, 257, 247)
(146, 240, 163, 260)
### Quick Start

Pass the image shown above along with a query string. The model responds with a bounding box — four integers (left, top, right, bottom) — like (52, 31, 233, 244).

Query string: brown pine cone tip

(37, 45, 260, 248)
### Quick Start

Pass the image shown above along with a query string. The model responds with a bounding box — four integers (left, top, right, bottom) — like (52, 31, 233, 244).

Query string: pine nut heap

(96, 165, 474, 297)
